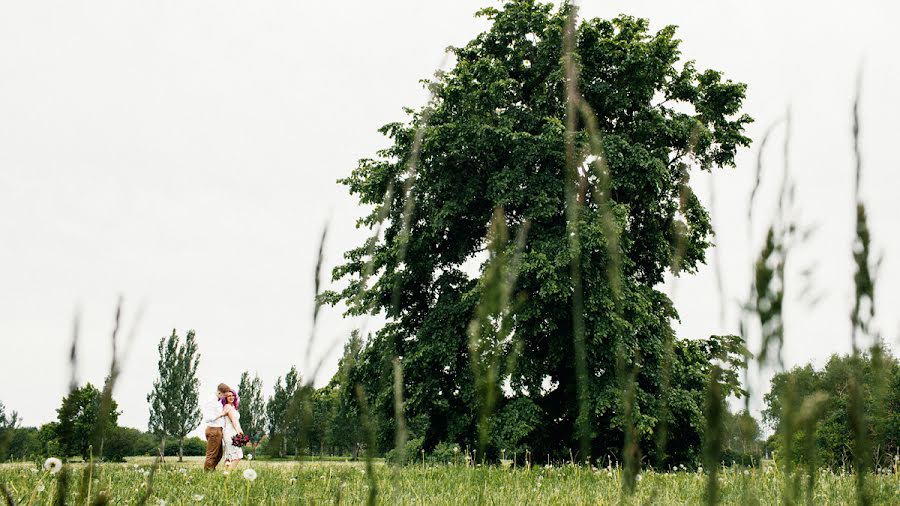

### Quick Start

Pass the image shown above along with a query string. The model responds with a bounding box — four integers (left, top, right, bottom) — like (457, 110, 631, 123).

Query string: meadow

(1, 458, 898, 505)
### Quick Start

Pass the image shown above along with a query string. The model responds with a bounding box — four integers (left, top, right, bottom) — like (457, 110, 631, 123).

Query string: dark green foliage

(52, 383, 120, 461)
(329, 332, 366, 459)
(0, 401, 18, 461)
(321, 0, 750, 465)
(238, 371, 268, 445)
(147, 329, 201, 462)
(2, 427, 41, 461)
(385, 436, 424, 466)
(763, 351, 900, 470)
(265, 366, 300, 457)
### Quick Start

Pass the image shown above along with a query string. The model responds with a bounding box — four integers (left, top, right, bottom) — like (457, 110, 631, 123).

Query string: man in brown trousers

(202, 383, 230, 471)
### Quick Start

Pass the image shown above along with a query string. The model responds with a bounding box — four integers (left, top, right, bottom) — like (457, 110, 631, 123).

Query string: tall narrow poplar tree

(237, 371, 267, 450)
(147, 329, 201, 462)
(265, 366, 300, 457)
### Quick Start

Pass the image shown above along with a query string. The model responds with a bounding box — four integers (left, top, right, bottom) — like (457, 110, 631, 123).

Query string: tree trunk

(178, 437, 184, 462)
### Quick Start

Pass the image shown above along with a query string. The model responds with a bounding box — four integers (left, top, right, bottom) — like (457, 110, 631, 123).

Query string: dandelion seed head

(36, 483, 46, 492)
(243, 468, 258, 481)
(192, 494, 204, 501)
(43, 457, 62, 474)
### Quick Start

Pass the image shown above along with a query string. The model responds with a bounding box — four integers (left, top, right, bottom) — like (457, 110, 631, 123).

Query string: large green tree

(147, 329, 201, 462)
(323, 0, 751, 463)
(53, 383, 120, 460)
(237, 371, 267, 449)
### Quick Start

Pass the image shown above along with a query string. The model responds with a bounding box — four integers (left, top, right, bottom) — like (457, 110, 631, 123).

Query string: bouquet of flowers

(231, 433, 250, 448)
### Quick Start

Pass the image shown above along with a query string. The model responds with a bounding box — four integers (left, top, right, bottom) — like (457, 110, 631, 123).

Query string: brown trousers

(204, 427, 223, 471)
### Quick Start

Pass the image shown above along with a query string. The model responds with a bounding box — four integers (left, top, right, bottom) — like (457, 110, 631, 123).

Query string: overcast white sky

(1, 0, 897, 433)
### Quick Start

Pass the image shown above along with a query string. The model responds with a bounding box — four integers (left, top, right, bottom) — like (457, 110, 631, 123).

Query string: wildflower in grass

(191, 494, 204, 501)
(36, 483, 45, 492)
(243, 468, 257, 481)
(246, 454, 253, 460)
(289, 477, 297, 485)
(30, 468, 37, 474)
(636, 474, 643, 482)
(158, 500, 167, 506)
(43, 457, 62, 474)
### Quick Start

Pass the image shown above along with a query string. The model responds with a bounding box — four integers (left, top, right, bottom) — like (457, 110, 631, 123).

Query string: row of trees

(0, 386, 207, 463)
(141, 328, 367, 461)
(763, 349, 900, 469)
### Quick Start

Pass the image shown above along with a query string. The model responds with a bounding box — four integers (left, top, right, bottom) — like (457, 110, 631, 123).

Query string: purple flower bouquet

(231, 433, 250, 447)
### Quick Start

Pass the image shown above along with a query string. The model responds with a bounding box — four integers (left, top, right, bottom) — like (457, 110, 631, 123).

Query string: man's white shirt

(202, 396, 225, 429)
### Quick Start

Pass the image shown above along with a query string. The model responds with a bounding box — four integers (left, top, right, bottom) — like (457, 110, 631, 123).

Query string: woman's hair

(220, 389, 239, 410)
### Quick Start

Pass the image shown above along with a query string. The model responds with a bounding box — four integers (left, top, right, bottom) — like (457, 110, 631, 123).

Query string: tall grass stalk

(562, 3, 591, 465)
(849, 68, 876, 506)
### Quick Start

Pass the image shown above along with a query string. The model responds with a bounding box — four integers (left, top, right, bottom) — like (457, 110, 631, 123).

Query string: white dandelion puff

(36, 483, 46, 493)
(43, 457, 63, 474)
(243, 468, 258, 482)
(246, 454, 253, 461)
(191, 494, 204, 501)
(636, 474, 643, 482)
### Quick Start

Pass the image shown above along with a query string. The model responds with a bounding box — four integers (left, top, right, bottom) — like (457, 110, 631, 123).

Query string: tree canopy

(53, 383, 120, 461)
(322, 0, 751, 464)
(238, 371, 268, 446)
(147, 329, 201, 461)
(764, 350, 900, 470)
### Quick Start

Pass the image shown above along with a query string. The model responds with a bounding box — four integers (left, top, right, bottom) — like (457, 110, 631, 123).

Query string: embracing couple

(202, 383, 246, 471)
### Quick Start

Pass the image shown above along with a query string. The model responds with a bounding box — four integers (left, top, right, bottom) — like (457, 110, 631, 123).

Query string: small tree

(147, 329, 201, 462)
(0, 400, 20, 461)
(237, 371, 267, 451)
(329, 331, 365, 458)
(265, 366, 300, 457)
(54, 383, 120, 460)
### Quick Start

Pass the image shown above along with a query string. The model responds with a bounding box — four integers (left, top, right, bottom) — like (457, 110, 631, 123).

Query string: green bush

(429, 441, 462, 465)
(386, 436, 423, 466)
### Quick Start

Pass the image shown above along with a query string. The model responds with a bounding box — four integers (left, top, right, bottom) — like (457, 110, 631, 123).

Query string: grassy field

(1, 458, 898, 505)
